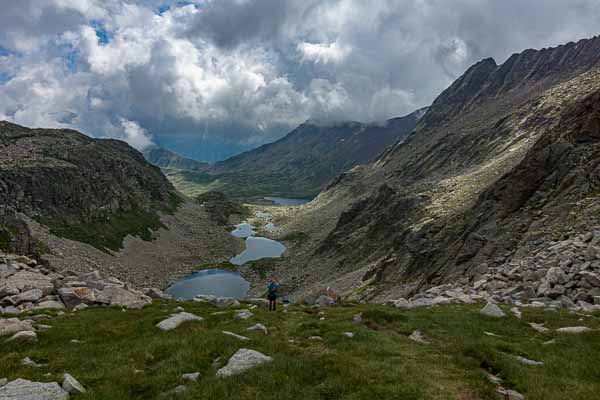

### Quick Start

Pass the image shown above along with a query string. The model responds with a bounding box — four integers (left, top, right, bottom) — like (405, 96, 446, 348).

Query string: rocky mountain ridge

(274, 35, 600, 307)
(165, 108, 426, 200)
(143, 146, 208, 171)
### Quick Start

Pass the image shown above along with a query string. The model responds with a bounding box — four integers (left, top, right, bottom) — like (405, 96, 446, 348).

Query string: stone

(529, 323, 549, 333)
(546, 267, 567, 285)
(515, 356, 543, 366)
(34, 301, 65, 311)
(352, 313, 363, 324)
(96, 287, 151, 309)
(182, 372, 200, 382)
(73, 303, 88, 311)
(473, 279, 487, 290)
(7, 330, 37, 343)
(510, 307, 522, 319)
(212, 297, 240, 308)
(408, 330, 431, 344)
(314, 295, 335, 307)
(247, 323, 268, 335)
(156, 312, 203, 331)
(22, 357, 45, 368)
(1, 306, 19, 315)
(245, 298, 269, 307)
(223, 331, 251, 341)
(144, 288, 170, 300)
(556, 326, 593, 334)
(480, 302, 506, 318)
(173, 385, 187, 394)
(233, 309, 253, 320)
(389, 298, 412, 309)
(4, 271, 54, 296)
(0, 379, 68, 400)
(5, 289, 43, 306)
(62, 373, 86, 395)
(78, 270, 101, 282)
(496, 387, 525, 400)
(36, 324, 51, 331)
(0, 318, 33, 336)
(216, 349, 273, 378)
(58, 287, 96, 308)
(308, 336, 323, 341)
(343, 332, 354, 338)
(580, 271, 600, 287)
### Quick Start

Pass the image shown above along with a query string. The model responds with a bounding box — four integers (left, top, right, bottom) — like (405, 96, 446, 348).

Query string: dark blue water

(166, 269, 250, 299)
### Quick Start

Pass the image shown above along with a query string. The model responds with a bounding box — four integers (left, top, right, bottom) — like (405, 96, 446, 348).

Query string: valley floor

(1, 301, 599, 399)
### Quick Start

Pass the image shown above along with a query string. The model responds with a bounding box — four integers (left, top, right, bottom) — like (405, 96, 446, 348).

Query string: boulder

(556, 326, 593, 334)
(6, 289, 43, 306)
(62, 373, 86, 395)
(546, 267, 567, 285)
(247, 323, 268, 335)
(480, 303, 506, 318)
(245, 298, 269, 307)
(182, 372, 200, 382)
(529, 323, 549, 333)
(579, 271, 600, 287)
(156, 312, 203, 331)
(515, 356, 543, 366)
(213, 297, 240, 308)
(408, 330, 431, 344)
(144, 288, 170, 300)
(58, 287, 96, 308)
(216, 349, 273, 378)
(314, 295, 336, 307)
(4, 271, 54, 296)
(388, 298, 412, 309)
(96, 287, 151, 309)
(352, 313, 363, 324)
(233, 309, 253, 320)
(6, 330, 37, 343)
(78, 270, 101, 282)
(343, 332, 354, 338)
(34, 301, 65, 311)
(0, 379, 68, 400)
(0, 318, 34, 336)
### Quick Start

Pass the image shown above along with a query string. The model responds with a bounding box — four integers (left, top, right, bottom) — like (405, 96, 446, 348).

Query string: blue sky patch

(91, 20, 110, 45)
(0, 47, 12, 57)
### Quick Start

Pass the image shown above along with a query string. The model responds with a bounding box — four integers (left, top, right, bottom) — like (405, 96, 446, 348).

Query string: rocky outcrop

(215, 349, 273, 378)
(0, 121, 181, 252)
(0, 378, 69, 400)
(0, 252, 156, 314)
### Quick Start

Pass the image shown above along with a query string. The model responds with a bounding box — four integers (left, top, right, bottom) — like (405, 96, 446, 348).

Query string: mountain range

(149, 108, 427, 200)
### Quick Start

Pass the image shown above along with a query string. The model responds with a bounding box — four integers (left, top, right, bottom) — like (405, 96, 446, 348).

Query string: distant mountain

(143, 146, 208, 171)
(172, 108, 427, 199)
(0, 122, 181, 252)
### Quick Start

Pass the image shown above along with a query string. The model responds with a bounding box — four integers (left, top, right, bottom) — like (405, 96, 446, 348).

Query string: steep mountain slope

(274, 36, 600, 301)
(143, 146, 208, 171)
(171, 109, 426, 200)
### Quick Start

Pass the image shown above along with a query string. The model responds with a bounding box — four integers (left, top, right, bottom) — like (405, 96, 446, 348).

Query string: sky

(0, 0, 599, 160)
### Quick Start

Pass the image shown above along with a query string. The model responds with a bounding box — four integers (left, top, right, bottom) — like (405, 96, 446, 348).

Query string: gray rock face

(0, 378, 69, 400)
(4, 271, 54, 296)
(0, 318, 34, 336)
(156, 312, 203, 331)
(480, 303, 506, 318)
(62, 373, 86, 395)
(34, 301, 65, 310)
(216, 349, 273, 378)
(5, 289, 43, 306)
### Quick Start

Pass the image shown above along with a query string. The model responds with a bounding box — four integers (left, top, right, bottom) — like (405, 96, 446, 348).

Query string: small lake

(264, 197, 311, 206)
(231, 223, 256, 238)
(166, 269, 250, 299)
(230, 236, 286, 265)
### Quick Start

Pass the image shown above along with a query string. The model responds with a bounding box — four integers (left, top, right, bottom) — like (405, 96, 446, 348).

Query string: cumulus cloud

(0, 0, 599, 158)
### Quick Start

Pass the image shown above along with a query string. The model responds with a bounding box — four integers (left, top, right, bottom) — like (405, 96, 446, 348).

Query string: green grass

(1, 303, 599, 399)
(36, 194, 183, 253)
(195, 261, 238, 272)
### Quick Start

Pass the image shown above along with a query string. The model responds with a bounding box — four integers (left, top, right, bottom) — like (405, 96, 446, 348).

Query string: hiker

(267, 279, 280, 311)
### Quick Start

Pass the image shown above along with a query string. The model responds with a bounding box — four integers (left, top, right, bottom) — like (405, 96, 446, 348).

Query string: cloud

(0, 0, 599, 157)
